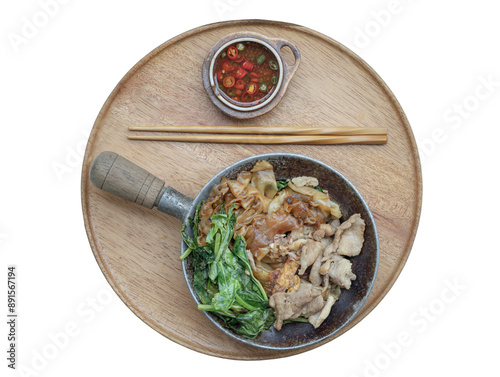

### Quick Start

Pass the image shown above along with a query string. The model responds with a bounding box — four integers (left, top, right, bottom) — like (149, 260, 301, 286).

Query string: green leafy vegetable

(284, 317, 309, 325)
(180, 201, 203, 260)
(277, 180, 288, 191)
(314, 186, 324, 193)
(182, 204, 274, 338)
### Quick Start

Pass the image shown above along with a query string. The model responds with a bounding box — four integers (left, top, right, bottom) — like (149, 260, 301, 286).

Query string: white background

(2, 1, 499, 376)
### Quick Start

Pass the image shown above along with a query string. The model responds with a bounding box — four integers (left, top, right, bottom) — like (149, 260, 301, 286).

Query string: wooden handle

(89, 151, 166, 209)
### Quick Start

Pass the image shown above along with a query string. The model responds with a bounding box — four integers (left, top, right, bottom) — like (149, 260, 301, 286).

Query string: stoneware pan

(89, 151, 379, 350)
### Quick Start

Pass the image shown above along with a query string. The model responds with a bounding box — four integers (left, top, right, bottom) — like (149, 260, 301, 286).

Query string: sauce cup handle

(271, 38, 301, 79)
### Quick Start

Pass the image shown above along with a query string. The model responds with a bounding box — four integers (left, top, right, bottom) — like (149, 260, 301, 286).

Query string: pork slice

(337, 215, 365, 257)
(316, 238, 335, 276)
(322, 273, 330, 289)
(318, 257, 331, 275)
(269, 282, 322, 330)
(324, 214, 365, 258)
(309, 254, 323, 286)
(327, 254, 356, 289)
(320, 236, 332, 248)
(298, 240, 323, 275)
(321, 238, 335, 260)
(309, 236, 331, 286)
(329, 219, 341, 233)
(311, 223, 334, 241)
(289, 239, 307, 251)
(297, 295, 325, 318)
(308, 293, 336, 329)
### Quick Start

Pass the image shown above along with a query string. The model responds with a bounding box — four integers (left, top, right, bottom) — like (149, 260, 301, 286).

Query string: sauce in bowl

(213, 41, 280, 107)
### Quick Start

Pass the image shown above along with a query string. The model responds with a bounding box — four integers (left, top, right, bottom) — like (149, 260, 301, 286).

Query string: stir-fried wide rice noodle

(250, 160, 278, 199)
(227, 170, 252, 197)
(287, 182, 342, 219)
(197, 161, 365, 330)
(268, 188, 289, 214)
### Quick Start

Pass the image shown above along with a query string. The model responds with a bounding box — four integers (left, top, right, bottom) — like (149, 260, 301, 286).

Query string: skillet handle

(89, 151, 167, 209)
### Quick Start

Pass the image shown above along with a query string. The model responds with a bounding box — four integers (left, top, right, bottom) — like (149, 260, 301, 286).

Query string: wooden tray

(81, 20, 422, 360)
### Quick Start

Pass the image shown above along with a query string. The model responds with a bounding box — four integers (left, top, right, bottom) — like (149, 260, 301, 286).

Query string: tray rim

(81, 19, 422, 360)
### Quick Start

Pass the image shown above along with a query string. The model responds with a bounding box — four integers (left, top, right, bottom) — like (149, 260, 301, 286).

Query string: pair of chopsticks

(128, 125, 387, 145)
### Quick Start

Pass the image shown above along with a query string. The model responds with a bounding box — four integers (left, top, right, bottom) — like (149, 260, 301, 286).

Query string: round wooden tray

(81, 20, 422, 360)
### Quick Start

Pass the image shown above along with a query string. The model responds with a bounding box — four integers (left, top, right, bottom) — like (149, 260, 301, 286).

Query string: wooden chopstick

(127, 134, 387, 145)
(128, 125, 387, 136)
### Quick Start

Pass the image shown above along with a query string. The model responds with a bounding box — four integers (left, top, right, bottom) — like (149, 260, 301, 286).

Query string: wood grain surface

(81, 20, 422, 360)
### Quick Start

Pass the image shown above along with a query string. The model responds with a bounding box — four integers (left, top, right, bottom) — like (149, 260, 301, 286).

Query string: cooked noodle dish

(181, 160, 366, 338)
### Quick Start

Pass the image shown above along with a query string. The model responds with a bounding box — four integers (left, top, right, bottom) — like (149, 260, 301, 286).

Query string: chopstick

(127, 134, 387, 145)
(128, 125, 387, 136)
